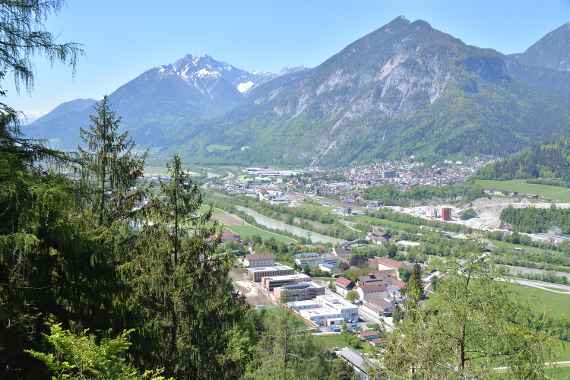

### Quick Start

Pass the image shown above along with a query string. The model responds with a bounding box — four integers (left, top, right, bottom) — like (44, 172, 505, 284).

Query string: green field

(475, 180, 570, 202)
(352, 215, 422, 233)
(313, 334, 351, 349)
(545, 365, 570, 380)
(226, 224, 296, 244)
(507, 283, 570, 320)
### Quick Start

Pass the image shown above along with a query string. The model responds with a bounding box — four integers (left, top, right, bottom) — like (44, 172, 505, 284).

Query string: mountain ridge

(25, 17, 570, 166)
(25, 54, 275, 149)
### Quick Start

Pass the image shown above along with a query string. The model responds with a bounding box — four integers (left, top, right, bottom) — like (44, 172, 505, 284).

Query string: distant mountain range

(25, 17, 570, 166)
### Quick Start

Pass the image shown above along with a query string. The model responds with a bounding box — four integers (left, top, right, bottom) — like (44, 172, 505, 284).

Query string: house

(318, 262, 339, 274)
(295, 253, 339, 270)
(287, 295, 359, 327)
(369, 338, 386, 347)
(244, 254, 275, 268)
(335, 277, 355, 296)
(359, 330, 380, 341)
(261, 273, 311, 291)
(294, 252, 322, 269)
(358, 270, 403, 287)
(356, 283, 389, 300)
(362, 295, 396, 317)
(274, 282, 326, 303)
(368, 257, 405, 272)
(357, 271, 405, 301)
(366, 229, 390, 245)
(220, 230, 241, 244)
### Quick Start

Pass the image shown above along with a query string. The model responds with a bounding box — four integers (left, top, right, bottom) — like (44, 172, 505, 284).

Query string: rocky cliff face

(26, 18, 570, 166)
(516, 23, 570, 72)
(194, 16, 565, 166)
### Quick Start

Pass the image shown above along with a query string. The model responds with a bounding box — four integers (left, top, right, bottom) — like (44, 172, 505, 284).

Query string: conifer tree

(244, 310, 338, 380)
(0, 1, 83, 377)
(125, 154, 251, 379)
(78, 96, 145, 227)
(403, 263, 424, 304)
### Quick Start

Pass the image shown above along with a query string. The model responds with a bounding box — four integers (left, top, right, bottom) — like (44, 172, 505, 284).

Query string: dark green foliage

(363, 183, 485, 206)
(78, 95, 146, 227)
(120, 155, 254, 379)
(243, 310, 344, 380)
(478, 137, 570, 180)
(404, 264, 424, 302)
(500, 205, 570, 234)
(0, 0, 81, 107)
(460, 208, 478, 220)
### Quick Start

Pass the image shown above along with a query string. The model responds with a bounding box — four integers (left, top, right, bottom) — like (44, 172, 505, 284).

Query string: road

(508, 277, 570, 294)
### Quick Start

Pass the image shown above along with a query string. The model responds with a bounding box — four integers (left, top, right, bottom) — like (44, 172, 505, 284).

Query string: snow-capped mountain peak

(237, 81, 254, 93)
(156, 54, 274, 95)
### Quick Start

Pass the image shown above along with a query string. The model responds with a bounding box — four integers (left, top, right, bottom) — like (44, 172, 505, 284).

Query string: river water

(235, 206, 343, 245)
(501, 265, 570, 281)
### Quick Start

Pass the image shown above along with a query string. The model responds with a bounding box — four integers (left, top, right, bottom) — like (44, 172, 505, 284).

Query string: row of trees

(477, 137, 570, 180)
(501, 205, 570, 234)
(362, 183, 485, 207)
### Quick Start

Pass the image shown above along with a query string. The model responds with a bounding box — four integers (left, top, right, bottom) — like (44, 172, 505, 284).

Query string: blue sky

(6, 0, 570, 120)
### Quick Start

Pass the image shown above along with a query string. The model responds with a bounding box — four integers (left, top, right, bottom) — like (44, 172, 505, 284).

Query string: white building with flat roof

(247, 265, 294, 282)
(261, 273, 311, 290)
(287, 294, 359, 327)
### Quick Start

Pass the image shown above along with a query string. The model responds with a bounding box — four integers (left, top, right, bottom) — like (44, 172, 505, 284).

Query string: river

(500, 265, 570, 282)
(235, 206, 343, 245)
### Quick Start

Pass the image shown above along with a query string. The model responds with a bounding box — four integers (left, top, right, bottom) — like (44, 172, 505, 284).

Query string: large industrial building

(273, 282, 325, 303)
(294, 253, 339, 269)
(247, 265, 294, 282)
(244, 254, 275, 268)
(260, 273, 311, 290)
(287, 295, 359, 327)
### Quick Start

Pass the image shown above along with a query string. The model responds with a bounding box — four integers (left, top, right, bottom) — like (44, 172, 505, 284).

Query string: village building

(366, 228, 391, 245)
(247, 265, 294, 282)
(260, 273, 311, 291)
(361, 294, 396, 317)
(335, 277, 355, 296)
(368, 257, 405, 272)
(294, 252, 339, 269)
(244, 253, 275, 268)
(287, 295, 359, 327)
(220, 230, 241, 244)
(274, 282, 326, 303)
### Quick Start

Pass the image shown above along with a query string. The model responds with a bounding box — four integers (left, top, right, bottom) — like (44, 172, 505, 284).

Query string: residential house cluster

(287, 295, 359, 328)
(294, 252, 340, 273)
(335, 257, 407, 318)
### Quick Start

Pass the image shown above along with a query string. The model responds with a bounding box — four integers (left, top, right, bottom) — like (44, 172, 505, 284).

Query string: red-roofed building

(221, 230, 241, 244)
(360, 330, 380, 341)
(335, 277, 354, 296)
(369, 338, 386, 347)
(356, 270, 405, 301)
(369, 257, 405, 271)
